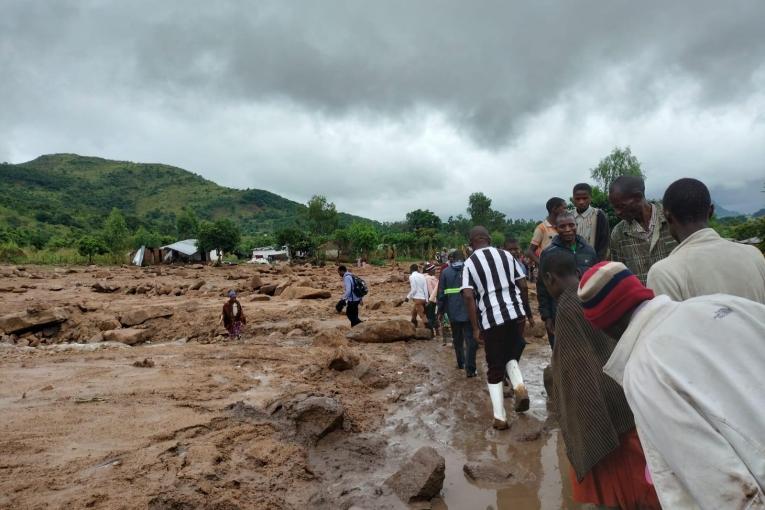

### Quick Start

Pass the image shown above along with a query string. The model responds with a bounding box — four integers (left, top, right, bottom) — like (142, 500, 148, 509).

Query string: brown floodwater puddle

(382, 342, 588, 509)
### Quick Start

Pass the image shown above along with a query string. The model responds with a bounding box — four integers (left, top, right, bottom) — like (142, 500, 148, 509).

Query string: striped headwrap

(577, 261, 655, 330)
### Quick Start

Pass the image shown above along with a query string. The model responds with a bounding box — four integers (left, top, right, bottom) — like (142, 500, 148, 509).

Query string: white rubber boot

(506, 360, 530, 413)
(488, 383, 508, 429)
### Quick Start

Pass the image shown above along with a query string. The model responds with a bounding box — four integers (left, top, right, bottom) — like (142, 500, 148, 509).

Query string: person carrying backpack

(337, 265, 366, 327)
(437, 250, 477, 377)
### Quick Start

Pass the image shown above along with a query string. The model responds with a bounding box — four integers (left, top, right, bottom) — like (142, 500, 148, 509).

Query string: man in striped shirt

(461, 226, 533, 429)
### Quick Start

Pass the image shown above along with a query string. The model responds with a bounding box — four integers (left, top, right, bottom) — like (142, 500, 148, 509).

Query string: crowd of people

(220, 173, 765, 509)
(378, 176, 764, 509)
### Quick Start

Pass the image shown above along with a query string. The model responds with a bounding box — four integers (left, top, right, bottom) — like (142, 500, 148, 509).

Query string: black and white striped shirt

(461, 247, 526, 330)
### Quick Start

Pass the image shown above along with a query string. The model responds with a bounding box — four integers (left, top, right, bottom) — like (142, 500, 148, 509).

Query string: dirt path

(0, 263, 583, 509)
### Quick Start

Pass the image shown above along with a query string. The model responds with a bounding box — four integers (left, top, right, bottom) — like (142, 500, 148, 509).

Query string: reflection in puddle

(386, 342, 586, 509)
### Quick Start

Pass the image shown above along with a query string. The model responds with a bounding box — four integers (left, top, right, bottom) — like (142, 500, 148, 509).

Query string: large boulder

(102, 328, 148, 345)
(346, 320, 415, 343)
(0, 307, 69, 335)
(91, 281, 121, 293)
(385, 446, 445, 502)
(290, 396, 345, 443)
(279, 286, 332, 300)
(258, 284, 277, 296)
(119, 307, 174, 327)
(247, 274, 263, 290)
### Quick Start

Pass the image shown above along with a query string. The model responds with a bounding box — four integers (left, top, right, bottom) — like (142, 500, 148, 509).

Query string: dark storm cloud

(4, 1, 765, 146)
(1, 1, 763, 219)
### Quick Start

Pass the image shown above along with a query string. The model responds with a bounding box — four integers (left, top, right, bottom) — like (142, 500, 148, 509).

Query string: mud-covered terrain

(0, 263, 585, 509)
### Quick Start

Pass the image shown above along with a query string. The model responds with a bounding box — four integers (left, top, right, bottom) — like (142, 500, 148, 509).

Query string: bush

(0, 242, 24, 263)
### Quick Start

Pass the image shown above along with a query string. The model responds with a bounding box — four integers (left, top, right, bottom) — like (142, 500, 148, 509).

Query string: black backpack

(352, 275, 369, 297)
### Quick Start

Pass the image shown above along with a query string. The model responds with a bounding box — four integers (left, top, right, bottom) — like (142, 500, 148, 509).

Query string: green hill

(0, 154, 371, 247)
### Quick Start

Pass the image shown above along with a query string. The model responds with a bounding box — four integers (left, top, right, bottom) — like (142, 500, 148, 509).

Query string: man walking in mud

(406, 263, 429, 328)
(461, 226, 531, 429)
(437, 250, 477, 377)
(337, 265, 363, 327)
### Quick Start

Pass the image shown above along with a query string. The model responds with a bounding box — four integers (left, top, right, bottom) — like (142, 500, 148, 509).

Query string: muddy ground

(0, 263, 587, 509)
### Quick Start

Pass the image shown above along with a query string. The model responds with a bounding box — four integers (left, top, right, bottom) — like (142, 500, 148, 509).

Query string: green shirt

(609, 202, 677, 284)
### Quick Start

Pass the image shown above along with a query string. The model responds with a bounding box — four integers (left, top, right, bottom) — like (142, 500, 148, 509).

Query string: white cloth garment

(574, 205, 598, 249)
(407, 271, 429, 301)
(647, 228, 765, 304)
(604, 294, 765, 510)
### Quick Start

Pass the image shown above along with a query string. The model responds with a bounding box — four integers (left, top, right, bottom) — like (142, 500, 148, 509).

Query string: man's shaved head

(609, 175, 646, 197)
(469, 226, 490, 241)
(469, 226, 491, 249)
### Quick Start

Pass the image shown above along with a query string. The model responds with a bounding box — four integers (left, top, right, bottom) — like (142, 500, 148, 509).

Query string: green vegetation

(1, 151, 759, 265)
(591, 146, 645, 192)
(197, 219, 242, 263)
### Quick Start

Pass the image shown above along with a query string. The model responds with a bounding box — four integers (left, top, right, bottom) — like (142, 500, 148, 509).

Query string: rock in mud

(258, 284, 277, 296)
(312, 328, 349, 348)
(279, 286, 332, 300)
(509, 417, 545, 442)
(119, 307, 174, 327)
(133, 358, 155, 368)
(384, 446, 445, 503)
(463, 461, 514, 485)
(250, 294, 271, 302)
(0, 307, 69, 335)
(248, 274, 263, 290)
(291, 396, 345, 443)
(91, 281, 121, 293)
(102, 328, 148, 345)
(346, 320, 416, 343)
(189, 280, 205, 291)
(328, 348, 359, 371)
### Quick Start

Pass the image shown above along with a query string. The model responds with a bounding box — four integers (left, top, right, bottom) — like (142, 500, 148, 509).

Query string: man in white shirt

(579, 261, 765, 509)
(647, 178, 765, 304)
(406, 264, 429, 328)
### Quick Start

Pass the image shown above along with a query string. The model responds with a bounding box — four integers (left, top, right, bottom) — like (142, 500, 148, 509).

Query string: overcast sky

(2, 1, 764, 220)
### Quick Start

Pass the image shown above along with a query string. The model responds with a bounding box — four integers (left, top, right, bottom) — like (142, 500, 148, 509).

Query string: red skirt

(569, 428, 661, 510)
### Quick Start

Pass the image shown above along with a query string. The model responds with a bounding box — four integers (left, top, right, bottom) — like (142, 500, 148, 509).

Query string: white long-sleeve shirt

(604, 294, 765, 510)
(407, 271, 429, 301)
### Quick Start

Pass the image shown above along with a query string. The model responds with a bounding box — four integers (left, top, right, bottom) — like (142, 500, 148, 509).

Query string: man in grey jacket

(437, 250, 477, 377)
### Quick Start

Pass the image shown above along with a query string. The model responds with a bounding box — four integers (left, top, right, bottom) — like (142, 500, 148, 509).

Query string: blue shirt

(342, 272, 361, 302)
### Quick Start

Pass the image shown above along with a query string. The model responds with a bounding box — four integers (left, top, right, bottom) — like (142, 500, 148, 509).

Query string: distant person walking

(540, 251, 660, 510)
(437, 251, 478, 377)
(647, 177, 765, 303)
(608, 176, 676, 283)
(572, 183, 610, 260)
(462, 226, 532, 429)
(424, 263, 441, 337)
(337, 265, 363, 327)
(219, 290, 246, 339)
(579, 261, 765, 509)
(406, 264, 429, 328)
(526, 197, 567, 265)
(536, 212, 598, 348)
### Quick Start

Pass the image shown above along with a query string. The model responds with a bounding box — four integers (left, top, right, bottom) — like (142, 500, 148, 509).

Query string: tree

(405, 209, 441, 231)
(306, 195, 339, 235)
(176, 208, 200, 239)
(590, 146, 646, 192)
(348, 222, 379, 258)
(467, 192, 507, 231)
(132, 227, 163, 249)
(78, 235, 108, 264)
(467, 192, 493, 227)
(275, 228, 316, 256)
(197, 219, 241, 262)
(102, 208, 130, 255)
